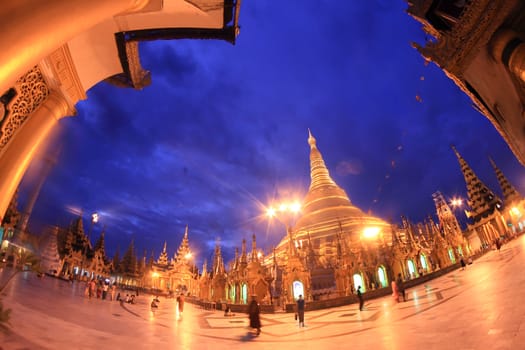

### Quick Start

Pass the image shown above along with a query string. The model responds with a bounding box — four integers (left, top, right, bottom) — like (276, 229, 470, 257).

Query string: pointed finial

(184, 225, 189, 238)
(163, 241, 167, 252)
(308, 129, 317, 148)
(450, 144, 460, 156)
(488, 155, 496, 168)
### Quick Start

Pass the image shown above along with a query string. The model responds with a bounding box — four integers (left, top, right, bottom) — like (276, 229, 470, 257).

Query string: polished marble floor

(1, 235, 524, 349)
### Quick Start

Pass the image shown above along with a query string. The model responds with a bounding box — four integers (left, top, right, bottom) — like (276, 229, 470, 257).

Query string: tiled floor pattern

(1, 236, 525, 349)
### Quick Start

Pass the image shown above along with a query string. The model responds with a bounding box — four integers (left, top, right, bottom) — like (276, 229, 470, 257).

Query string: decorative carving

(125, 40, 151, 89)
(413, 0, 520, 74)
(47, 45, 87, 105)
(0, 67, 49, 150)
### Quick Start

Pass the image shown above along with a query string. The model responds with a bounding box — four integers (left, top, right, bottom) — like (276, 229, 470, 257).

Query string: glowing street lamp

(450, 198, 463, 208)
(266, 200, 302, 256)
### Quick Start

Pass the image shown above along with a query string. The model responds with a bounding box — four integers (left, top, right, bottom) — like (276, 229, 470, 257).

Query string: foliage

(120, 240, 137, 276)
(112, 248, 121, 274)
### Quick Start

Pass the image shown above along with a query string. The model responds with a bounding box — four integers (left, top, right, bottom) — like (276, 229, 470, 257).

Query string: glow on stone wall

(420, 254, 428, 270)
(407, 259, 416, 278)
(448, 248, 456, 263)
(292, 280, 304, 300)
(241, 284, 247, 304)
(230, 285, 235, 301)
(353, 273, 364, 292)
(377, 266, 388, 287)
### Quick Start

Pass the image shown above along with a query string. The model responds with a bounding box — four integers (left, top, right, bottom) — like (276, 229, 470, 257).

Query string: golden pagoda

(274, 130, 392, 301)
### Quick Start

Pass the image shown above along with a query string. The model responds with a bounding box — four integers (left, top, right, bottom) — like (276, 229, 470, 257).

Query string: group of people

(247, 294, 307, 335)
(85, 279, 118, 301)
(392, 273, 407, 302)
(150, 293, 185, 319)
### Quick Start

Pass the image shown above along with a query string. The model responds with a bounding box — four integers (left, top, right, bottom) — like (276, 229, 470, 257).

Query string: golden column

(0, 90, 70, 221)
(0, 0, 149, 93)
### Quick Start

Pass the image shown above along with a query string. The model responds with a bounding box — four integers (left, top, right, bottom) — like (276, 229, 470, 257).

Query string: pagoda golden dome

(276, 130, 390, 259)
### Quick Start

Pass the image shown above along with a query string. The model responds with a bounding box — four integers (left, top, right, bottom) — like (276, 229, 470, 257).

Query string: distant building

(145, 226, 198, 295)
(451, 145, 525, 248)
(34, 133, 525, 307)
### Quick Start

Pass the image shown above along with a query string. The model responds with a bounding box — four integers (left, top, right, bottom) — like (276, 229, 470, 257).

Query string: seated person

(128, 295, 135, 304)
(151, 299, 158, 308)
(224, 306, 235, 317)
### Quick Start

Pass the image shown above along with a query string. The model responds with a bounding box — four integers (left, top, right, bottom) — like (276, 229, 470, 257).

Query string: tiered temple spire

(307, 129, 338, 191)
(451, 145, 502, 222)
(489, 156, 521, 204)
(174, 225, 191, 263)
(157, 241, 169, 265)
(212, 242, 225, 276)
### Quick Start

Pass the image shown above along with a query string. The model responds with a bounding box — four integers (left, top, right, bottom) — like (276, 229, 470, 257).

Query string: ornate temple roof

(452, 145, 502, 222)
(277, 131, 390, 254)
(489, 156, 521, 205)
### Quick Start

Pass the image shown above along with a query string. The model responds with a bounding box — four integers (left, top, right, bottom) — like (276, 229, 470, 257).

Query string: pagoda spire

(240, 238, 247, 265)
(307, 129, 338, 191)
(489, 156, 521, 204)
(157, 241, 169, 266)
(201, 259, 208, 278)
(233, 247, 239, 270)
(432, 191, 462, 239)
(451, 145, 502, 223)
(212, 242, 225, 276)
(251, 234, 258, 262)
(175, 225, 191, 263)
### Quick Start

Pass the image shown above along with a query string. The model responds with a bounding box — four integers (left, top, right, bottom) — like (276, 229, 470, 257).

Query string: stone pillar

(0, 0, 149, 94)
(0, 91, 69, 222)
(491, 29, 525, 83)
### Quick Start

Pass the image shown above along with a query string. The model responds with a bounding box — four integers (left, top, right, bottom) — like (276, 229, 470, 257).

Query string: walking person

(391, 279, 399, 303)
(110, 283, 117, 301)
(102, 282, 109, 300)
(296, 294, 305, 327)
(460, 256, 466, 270)
(248, 295, 261, 335)
(89, 279, 96, 299)
(357, 286, 364, 311)
(177, 293, 185, 319)
(396, 273, 406, 302)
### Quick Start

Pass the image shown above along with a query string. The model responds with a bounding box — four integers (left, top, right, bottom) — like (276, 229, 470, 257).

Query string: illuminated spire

(489, 156, 521, 204)
(157, 241, 169, 266)
(175, 225, 191, 263)
(240, 238, 247, 265)
(212, 242, 225, 276)
(451, 145, 502, 223)
(300, 130, 357, 220)
(432, 191, 462, 238)
(201, 259, 208, 278)
(308, 129, 337, 191)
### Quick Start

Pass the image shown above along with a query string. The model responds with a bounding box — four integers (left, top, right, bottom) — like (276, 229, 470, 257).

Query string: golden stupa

(276, 130, 391, 267)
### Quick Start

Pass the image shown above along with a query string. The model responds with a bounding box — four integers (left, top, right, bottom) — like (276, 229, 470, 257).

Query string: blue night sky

(19, 1, 525, 266)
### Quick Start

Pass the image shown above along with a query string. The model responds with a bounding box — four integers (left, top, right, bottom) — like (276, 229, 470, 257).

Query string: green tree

(112, 247, 120, 274)
(120, 240, 137, 276)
